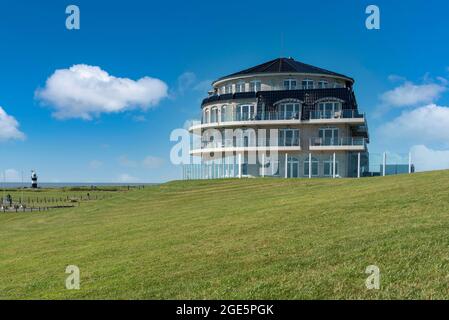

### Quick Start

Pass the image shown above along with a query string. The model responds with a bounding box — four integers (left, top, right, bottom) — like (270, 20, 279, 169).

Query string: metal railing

(200, 137, 300, 149)
(309, 137, 367, 147)
(309, 110, 364, 120)
(201, 110, 364, 124)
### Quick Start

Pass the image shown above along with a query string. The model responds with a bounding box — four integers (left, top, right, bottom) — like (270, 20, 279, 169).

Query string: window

(319, 127, 339, 145)
(304, 157, 319, 176)
(287, 156, 300, 178)
(278, 103, 301, 120)
(324, 159, 339, 177)
(279, 129, 300, 146)
(283, 79, 297, 90)
(204, 109, 210, 123)
(220, 105, 227, 122)
(236, 104, 255, 121)
(210, 107, 219, 123)
(302, 79, 314, 89)
(318, 101, 342, 118)
(317, 80, 328, 89)
(250, 80, 261, 92)
(236, 82, 245, 93)
(225, 84, 232, 94)
(221, 86, 226, 94)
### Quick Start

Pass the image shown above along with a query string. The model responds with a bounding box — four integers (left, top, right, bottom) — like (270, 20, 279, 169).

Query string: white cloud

(132, 115, 147, 122)
(177, 72, 197, 95)
(35, 64, 168, 120)
(377, 104, 449, 146)
(117, 173, 140, 183)
(118, 155, 138, 168)
(387, 74, 406, 83)
(411, 145, 449, 172)
(380, 81, 446, 108)
(2, 169, 20, 182)
(88, 160, 103, 169)
(0, 107, 25, 142)
(142, 156, 164, 169)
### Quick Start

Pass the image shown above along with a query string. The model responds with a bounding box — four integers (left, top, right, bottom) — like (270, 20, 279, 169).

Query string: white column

(332, 152, 336, 178)
(238, 153, 242, 179)
(262, 154, 265, 178)
(408, 152, 412, 174)
(357, 152, 361, 178)
(383, 152, 386, 177)
(308, 153, 312, 179)
(285, 153, 288, 178)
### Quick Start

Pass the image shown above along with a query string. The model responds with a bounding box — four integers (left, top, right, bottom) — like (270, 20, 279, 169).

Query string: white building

(185, 57, 369, 179)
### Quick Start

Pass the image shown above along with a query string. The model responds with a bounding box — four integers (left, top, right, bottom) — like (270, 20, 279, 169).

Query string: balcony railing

(200, 137, 300, 149)
(309, 137, 367, 147)
(309, 110, 364, 120)
(202, 110, 364, 124)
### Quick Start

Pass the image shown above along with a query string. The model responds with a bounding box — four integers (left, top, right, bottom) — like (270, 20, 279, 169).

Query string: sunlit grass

(1, 171, 449, 299)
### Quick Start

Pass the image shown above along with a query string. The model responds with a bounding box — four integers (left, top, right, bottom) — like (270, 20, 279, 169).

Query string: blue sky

(1, 0, 449, 182)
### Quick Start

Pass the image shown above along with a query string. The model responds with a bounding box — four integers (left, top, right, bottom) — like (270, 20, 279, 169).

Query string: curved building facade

(185, 57, 369, 179)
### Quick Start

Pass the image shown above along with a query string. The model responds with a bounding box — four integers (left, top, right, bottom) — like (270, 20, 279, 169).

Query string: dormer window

(236, 82, 245, 93)
(317, 80, 328, 89)
(302, 79, 314, 89)
(249, 80, 261, 92)
(283, 79, 297, 90)
(318, 101, 342, 119)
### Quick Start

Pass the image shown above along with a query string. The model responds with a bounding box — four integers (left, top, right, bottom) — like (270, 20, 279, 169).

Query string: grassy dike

(1, 171, 449, 299)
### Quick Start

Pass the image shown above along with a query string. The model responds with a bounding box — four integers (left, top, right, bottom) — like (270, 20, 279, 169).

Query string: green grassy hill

(1, 171, 449, 299)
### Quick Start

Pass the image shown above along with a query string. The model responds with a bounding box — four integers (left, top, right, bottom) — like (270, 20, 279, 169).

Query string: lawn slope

(1, 171, 449, 299)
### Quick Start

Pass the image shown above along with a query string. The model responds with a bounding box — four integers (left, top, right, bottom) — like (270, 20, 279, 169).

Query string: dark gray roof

(213, 57, 354, 83)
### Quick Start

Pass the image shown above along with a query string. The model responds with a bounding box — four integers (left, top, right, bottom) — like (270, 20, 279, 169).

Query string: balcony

(309, 137, 367, 151)
(190, 137, 301, 155)
(309, 110, 364, 120)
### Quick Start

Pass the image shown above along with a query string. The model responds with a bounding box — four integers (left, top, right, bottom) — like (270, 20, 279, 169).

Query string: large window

(302, 79, 314, 89)
(236, 82, 245, 93)
(210, 107, 218, 123)
(278, 103, 301, 120)
(283, 79, 297, 90)
(250, 80, 261, 92)
(318, 101, 342, 118)
(220, 105, 228, 122)
(324, 159, 339, 177)
(304, 157, 319, 176)
(225, 84, 232, 94)
(287, 156, 300, 178)
(236, 104, 255, 121)
(204, 109, 210, 123)
(279, 129, 300, 146)
(319, 127, 339, 145)
(317, 80, 328, 89)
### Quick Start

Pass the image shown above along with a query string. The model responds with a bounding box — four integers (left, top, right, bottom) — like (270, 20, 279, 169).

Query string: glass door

(287, 157, 300, 178)
(319, 128, 339, 146)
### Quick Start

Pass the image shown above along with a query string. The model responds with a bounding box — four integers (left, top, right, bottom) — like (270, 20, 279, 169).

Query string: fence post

(238, 153, 242, 179)
(333, 152, 336, 178)
(309, 153, 312, 179)
(383, 152, 386, 177)
(408, 152, 412, 174)
(262, 153, 265, 178)
(357, 152, 361, 178)
(285, 153, 288, 178)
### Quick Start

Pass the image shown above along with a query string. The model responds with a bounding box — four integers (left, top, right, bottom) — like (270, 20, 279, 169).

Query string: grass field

(1, 171, 449, 299)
